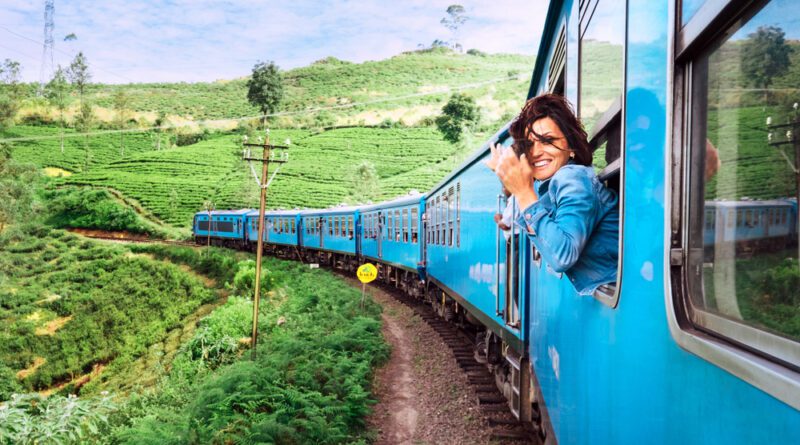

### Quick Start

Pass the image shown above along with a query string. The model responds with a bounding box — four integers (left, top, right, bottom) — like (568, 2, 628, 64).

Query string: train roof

(706, 199, 795, 208)
(194, 209, 253, 216)
(427, 120, 513, 197)
(359, 192, 426, 212)
(245, 209, 302, 217)
(299, 205, 363, 216)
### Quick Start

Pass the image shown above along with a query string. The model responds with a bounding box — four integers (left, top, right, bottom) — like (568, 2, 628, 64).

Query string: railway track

(364, 278, 541, 444)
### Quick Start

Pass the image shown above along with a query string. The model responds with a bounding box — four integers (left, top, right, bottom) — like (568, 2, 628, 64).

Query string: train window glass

(394, 210, 400, 242)
(683, 0, 800, 364)
(349, 216, 354, 238)
(434, 197, 440, 245)
(456, 183, 461, 247)
(411, 208, 418, 244)
(291, 219, 295, 234)
(579, 0, 624, 133)
(402, 209, 409, 243)
(387, 213, 393, 241)
(448, 187, 454, 246)
(440, 196, 446, 245)
(681, 0, 704, 26)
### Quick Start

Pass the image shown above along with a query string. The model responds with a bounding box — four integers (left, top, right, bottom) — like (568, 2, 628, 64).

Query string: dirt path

(359, 281, 498, 445)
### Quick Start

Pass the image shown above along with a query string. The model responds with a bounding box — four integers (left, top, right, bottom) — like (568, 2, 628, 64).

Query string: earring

(569, 152, 575, 159)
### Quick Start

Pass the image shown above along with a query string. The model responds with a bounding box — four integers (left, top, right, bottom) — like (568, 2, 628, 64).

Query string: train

(193, 0, 800, 442)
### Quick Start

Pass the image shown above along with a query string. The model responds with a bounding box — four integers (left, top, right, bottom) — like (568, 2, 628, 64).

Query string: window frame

(668, 0, 800, 410)
(577, 0, 626, 308)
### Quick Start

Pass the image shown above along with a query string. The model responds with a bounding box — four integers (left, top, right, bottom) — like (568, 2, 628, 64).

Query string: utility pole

(242, 129, 290, 360)
(767, 102, 800, 265)
(203, 200, 215, 251)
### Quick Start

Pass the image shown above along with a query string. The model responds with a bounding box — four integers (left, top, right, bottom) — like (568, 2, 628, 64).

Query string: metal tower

(39, 0, 55, 91)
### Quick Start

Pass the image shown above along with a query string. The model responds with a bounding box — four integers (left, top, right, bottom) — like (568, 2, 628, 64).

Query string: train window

(681, 0, 704, 26)
(394, 210, 400, 242)
(402, 209, 409, 243)
(447, 187, 454, 246)
(348, 216, 354, 238)
(456, 183, 461, 247)
(677, 0, 800, 373)
(411, 208, 418, 244)
(579, 0, 624, 137)
(433, 197, 439, 245)
(291, 219, 295, 235)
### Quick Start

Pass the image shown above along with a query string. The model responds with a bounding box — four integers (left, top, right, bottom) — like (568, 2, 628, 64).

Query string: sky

(0, 0, 548, 84)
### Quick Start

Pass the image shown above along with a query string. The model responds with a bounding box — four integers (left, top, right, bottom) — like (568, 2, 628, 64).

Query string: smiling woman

(488, 94, 619, 295)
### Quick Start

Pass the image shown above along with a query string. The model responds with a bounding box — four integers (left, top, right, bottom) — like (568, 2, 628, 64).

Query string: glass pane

(682, 0, 705, 26)
(579, 0, 625, 132)
(689, 0, 800, 345)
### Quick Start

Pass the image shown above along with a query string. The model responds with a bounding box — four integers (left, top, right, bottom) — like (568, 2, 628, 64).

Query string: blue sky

(0, 0, 547, 84)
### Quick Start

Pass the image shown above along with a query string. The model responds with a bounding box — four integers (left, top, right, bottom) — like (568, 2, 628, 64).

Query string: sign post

(356, 263, 378, 308)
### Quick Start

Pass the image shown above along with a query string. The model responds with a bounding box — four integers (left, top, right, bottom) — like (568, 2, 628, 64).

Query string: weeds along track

(70, 231, 539, 443)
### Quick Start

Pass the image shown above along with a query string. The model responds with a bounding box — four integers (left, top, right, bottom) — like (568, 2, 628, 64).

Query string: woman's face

(524, 117, 572, 181)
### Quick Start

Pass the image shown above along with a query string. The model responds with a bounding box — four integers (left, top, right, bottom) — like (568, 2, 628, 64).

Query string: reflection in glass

(579, 0, 624, 133)
(681, 0, 705, 26)
(689, 0, 800, 345)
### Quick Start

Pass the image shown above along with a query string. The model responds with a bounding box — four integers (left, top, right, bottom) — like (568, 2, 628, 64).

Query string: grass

(0, 225, 218, 394)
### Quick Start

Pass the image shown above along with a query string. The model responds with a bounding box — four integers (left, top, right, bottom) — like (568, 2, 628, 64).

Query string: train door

(504, 196, 521, 328)
(320, 217, 325, 248)
(377, 212, 383, 258)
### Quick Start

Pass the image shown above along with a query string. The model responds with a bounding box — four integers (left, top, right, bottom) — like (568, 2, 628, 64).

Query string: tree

(435, 93, 479, 144)
(440, 4, 468, 52)
(113, 90, 131, 156)
(0, 143, 39, 234)
(67, 52, 93, 170)
(246, 61, 284, 128)
(0, 59, 23, 132)
(348, 160, 380, 203)
(44, 66, 71, 153)
(741, 25, 793, 102)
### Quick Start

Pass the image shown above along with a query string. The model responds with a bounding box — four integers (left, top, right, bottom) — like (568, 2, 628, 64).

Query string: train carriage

(245, 209, 302, 257)
(360, 193, 425, 293)
(301, 206, 361, 270)
(522, 0, 800, 443)
(193, 209, 251, 247)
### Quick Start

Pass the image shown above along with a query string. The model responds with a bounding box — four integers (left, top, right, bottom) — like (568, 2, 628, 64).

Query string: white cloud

(1, 0, 548, 83)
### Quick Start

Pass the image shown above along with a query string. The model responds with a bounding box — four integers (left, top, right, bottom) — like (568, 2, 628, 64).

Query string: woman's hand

(485, 142, 503, 172)
(495, 149, 538, 210)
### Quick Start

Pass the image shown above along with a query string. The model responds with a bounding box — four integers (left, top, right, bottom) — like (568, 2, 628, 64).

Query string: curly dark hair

(509, 94, 592, 167)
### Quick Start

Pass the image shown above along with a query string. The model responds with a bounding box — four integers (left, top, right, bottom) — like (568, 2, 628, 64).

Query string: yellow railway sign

(357, 263, 378, 283)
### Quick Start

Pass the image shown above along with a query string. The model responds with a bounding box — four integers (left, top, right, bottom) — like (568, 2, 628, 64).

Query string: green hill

(20, 49, 533, 127)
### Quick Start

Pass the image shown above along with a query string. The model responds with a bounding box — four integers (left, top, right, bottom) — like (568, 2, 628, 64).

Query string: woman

(487, 94, 618, 295)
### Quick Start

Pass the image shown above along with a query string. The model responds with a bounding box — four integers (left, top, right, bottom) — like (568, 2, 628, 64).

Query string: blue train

(194, 0, 800, 442)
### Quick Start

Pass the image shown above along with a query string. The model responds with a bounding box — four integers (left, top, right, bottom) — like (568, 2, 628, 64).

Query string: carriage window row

(704, 208, 791, 230)
(426, 183, 460, 247)
(268, 217, 296, 234)
(362, 209, 419, 244)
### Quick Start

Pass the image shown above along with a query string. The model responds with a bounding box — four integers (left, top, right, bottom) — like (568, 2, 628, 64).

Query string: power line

(0, 74, 522, 143)
(0, 26, 135, 83)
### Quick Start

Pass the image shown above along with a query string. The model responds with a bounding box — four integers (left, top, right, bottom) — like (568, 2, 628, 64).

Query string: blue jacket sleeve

(515, 169, 598, 273)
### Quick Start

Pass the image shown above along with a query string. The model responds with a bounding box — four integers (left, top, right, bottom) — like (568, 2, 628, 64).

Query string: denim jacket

(515, 164, 619, 295)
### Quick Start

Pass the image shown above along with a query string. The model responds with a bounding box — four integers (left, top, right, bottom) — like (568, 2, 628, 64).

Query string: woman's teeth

(534, 160, 551, 167)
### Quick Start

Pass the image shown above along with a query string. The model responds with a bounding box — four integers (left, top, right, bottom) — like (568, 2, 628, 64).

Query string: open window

(579, 0, 625, 306)
(671, 0, 800, 409)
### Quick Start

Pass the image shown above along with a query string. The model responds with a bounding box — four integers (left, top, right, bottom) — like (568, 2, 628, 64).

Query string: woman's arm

(516, 169, 597, 273)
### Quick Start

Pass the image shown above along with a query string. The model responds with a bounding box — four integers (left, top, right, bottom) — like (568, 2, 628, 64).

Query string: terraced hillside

(56, 127, 461, 226)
